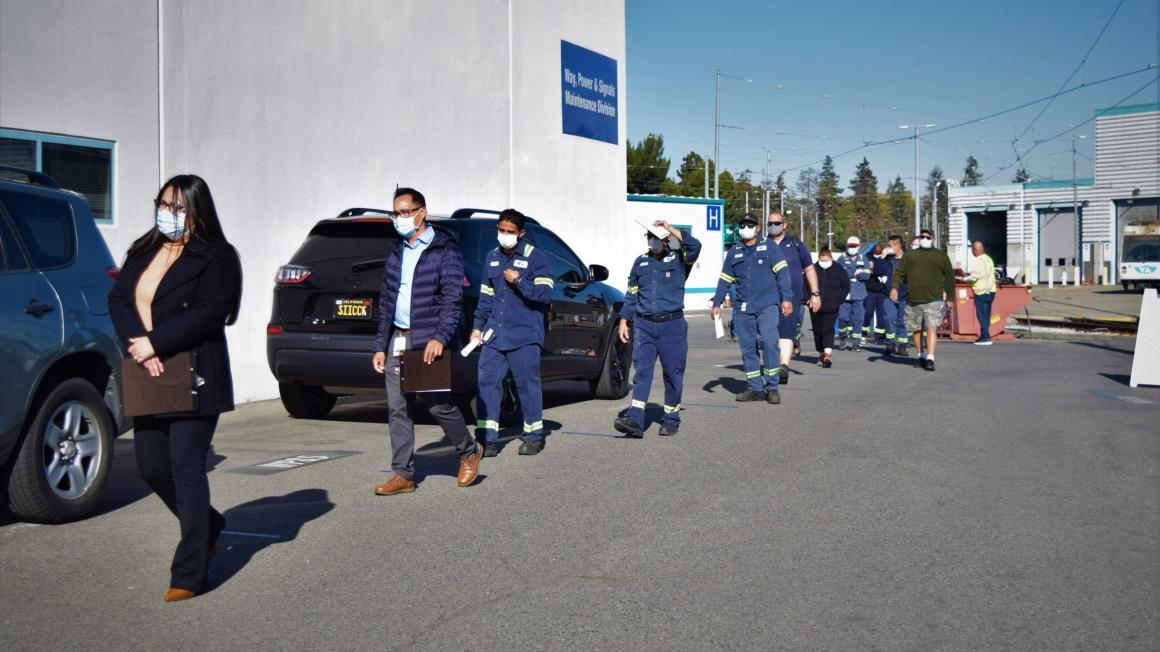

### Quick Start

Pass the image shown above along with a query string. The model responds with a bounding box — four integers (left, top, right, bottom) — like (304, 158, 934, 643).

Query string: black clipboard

(400, 349, 452, 393)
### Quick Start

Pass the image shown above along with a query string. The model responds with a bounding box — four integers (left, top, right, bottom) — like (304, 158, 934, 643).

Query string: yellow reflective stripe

(627, 285, 639, 294)
(663, 404, 681, 414)
(523, 421, 544, 432)
(480, 284, 495, 296)
(763, 368, 779, 376)
(772, 261, 788, 273)
(719, 273, 736, 283)
(631, 399, 646, 409)
(745, 370, 761, 378)
(523, 244, 536, 256)
(533, 277, 554, 287)
(476, 420, 499, 430)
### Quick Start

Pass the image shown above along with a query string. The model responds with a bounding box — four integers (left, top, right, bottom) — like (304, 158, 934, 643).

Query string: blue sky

(626, 0, 1159, 193)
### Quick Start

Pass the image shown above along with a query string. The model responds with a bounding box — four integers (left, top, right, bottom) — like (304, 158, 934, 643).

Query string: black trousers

(134, 415, 224, 592)
(810, 310, 838, 353)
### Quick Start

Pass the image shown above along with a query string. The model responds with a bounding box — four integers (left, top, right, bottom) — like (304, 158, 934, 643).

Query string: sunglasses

(768, 221, 784, 226)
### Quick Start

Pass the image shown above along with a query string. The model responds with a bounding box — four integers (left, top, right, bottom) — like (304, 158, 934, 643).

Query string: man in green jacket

(890, 228, 955, 371)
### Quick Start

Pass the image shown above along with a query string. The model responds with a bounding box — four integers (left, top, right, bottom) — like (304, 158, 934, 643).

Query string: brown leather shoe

(163, 588, 197, 602)
(374, 474, 416, 495)
(457, 444, 483, 487)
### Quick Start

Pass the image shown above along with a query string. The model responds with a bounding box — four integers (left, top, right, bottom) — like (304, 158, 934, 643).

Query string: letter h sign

(706, 205, 722, 232)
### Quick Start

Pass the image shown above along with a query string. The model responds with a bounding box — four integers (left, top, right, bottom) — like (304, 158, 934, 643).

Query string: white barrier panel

(1049, 267, 1055, 289)
(1129, 288, 1160, 388)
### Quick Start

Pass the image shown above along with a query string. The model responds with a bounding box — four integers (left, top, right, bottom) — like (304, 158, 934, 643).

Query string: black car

(266, 208, 631, 420)
(0, 166, 128, 522)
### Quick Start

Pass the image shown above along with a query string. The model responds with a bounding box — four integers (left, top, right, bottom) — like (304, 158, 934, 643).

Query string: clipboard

(400, 349, 452, 393)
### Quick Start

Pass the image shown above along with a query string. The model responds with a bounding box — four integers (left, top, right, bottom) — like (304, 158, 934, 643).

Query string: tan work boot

(457, 444, 483, 487)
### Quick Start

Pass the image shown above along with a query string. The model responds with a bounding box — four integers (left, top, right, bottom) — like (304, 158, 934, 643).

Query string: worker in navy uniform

(612, 220, 702, 438)
(836, 236, 872, 351)
(866, 244, 901, 353)
(710, 213, 795, 404)
(471, 209, 554, 456)
(766, 211, 821, 385)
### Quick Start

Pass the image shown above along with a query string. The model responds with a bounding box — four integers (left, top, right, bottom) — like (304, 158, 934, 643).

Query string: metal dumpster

(939, 281, 1032, 341)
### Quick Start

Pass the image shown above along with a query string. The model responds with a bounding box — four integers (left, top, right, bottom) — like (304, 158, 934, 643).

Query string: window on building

(0, 129, 114, 224)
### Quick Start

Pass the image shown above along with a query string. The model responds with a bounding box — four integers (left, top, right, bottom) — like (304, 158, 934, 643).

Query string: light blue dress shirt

(394, 226, 434, 329)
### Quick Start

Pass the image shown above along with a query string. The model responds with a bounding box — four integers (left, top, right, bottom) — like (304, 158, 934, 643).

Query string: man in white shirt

(966, 239, 996, 346)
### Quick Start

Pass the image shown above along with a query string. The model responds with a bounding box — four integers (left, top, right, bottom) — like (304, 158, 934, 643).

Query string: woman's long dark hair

(125, 174, 228, 261)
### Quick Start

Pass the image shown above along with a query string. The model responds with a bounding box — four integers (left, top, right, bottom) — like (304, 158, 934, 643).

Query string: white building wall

(3, 0, 627, 404)
(0, 0, 160, 257)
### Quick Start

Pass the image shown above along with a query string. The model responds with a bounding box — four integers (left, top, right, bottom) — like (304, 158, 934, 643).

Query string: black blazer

(813, 262, 851, 314)
(108, 237, 242, 416)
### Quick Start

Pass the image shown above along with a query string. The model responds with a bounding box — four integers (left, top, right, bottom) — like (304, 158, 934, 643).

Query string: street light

(714, 69, 751, 199)
(1072, 133, 1088, 284)
(900, 123, 936, 236)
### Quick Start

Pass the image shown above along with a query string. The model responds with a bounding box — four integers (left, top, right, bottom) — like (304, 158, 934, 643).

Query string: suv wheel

(279, 382, 337, 419)
(591, 331, 632, 399)
(7, 378, 114, 523)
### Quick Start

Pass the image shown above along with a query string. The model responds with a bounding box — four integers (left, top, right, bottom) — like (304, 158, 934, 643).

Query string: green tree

(848, 157, 880, 234)
(675, 151, 711, 197)
(962, 155, 981, 186)
(1013, 167, 1030, 183)
(883, 175, 913, 236)
(817, 155, 842, 225)
(626, 133, 670, 194)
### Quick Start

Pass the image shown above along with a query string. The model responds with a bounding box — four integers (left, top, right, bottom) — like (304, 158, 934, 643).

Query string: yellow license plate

(333, 298, 372, 319)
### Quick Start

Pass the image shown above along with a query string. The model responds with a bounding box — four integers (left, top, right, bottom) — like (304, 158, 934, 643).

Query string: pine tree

(1013, 167, 1030, 183)
(962, 155, 981, 186)
(626, 133, 670, 194)
(922, 166, 948, 232)
(817, 155, 842, 224)
(884, 175, 912, 235)
(847, 157, 880, 234)
(676, 151, 710, 197)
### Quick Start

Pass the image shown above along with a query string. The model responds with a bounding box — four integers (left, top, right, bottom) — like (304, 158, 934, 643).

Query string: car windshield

(1122, 236, 1160, 263)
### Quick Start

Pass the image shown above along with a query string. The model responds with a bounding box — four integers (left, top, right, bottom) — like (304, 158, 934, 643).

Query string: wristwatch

(810, 291, 820, 297)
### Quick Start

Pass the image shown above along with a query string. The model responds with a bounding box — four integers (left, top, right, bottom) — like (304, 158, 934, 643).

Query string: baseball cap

(846, 236, 861, 246)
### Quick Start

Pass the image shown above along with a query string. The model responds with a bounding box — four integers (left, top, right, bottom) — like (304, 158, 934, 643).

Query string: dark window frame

(0, 128, 115, 225)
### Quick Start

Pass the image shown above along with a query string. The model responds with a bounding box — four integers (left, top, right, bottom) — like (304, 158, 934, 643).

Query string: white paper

(391, 336, 406, 356)
(713, 315, 725, 339)
(460, 339, 480, 357)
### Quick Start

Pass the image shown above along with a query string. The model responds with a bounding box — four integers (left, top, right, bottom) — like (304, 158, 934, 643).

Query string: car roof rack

(449, 208, 539, 225)
(338, 207, 394, 217)
(0, 165, 61, 189)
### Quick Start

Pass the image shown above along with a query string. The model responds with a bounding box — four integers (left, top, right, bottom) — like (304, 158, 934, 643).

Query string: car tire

(279, 382, 337, 419)
(591, 330, 632, 399)
(7, 378, 114, 523)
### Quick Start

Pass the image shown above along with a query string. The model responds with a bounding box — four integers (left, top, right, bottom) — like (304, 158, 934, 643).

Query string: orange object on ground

(939, 282, 1032, 341)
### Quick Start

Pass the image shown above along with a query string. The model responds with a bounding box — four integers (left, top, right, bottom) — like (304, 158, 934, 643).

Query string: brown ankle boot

(164, 588, 197, 602)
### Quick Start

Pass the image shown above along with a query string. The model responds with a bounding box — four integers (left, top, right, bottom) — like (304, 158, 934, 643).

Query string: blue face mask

(155, 210, 187, 240)
(394, 215, 417, 238)
(648, 237, 665, 255)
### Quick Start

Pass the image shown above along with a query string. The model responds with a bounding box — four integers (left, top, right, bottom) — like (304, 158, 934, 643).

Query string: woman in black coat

(108, 174, 241, 602)
(809, 247, 850, 368)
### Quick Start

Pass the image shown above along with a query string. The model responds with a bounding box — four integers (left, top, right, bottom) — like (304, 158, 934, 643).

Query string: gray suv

(0, 166, 127, 522)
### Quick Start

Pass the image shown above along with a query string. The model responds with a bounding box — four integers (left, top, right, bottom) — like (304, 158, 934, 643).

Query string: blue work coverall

(863, 255, 896, 343)
(712, 236, 795, 392)
(473, 241, 553, 443)
(836, 251, 872, 345)
(619, 234, 703, 430)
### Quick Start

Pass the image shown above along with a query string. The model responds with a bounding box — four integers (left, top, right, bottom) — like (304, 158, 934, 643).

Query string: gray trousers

(385, 329, 475, 480)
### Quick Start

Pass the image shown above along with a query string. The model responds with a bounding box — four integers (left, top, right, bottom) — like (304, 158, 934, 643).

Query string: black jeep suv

(266, 208, 631, 419)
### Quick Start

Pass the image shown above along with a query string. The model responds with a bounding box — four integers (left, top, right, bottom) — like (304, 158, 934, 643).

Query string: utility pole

(714, 70, 720, 199)
(900, 123, 935, 236)
(703, 153, 709, 198)
(1072, 134, 1087, 284)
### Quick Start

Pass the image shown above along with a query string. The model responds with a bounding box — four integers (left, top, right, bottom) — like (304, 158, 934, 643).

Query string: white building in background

(1, 0, 629, 403)
(947, 103, 1160, 285)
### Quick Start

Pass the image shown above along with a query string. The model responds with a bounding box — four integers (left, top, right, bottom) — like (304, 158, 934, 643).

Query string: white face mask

(910, 243, 920, 250)
(155, 210, 187, 240)
(394, 215, 416, 237)
(767, 223, 785, 237)
(919, 237, 933, 249)
(738, 226, 757, 240)
(846, 246, 858, 256)
(498, 232, 519, 250)
(818, 260, 833, 269)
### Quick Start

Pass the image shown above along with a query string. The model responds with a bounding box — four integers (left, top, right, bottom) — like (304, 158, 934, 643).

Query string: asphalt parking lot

(1, 316, 1157, 651)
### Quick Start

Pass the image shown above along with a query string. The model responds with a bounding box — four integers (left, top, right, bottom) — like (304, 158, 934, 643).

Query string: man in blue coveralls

(710, 213, 795, 404)
(613, 220, 702, 438)
(836, 236, 872, 351)
(766, 211, 821, 384)
(471, 209, 554, 456)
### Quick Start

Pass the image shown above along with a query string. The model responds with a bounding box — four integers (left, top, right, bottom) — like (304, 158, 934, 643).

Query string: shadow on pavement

(702, 376, 748, 395)
(207, 488, 334, 593)
(1070, 341, 1134, 356)
(1098, 372, 1133, 386)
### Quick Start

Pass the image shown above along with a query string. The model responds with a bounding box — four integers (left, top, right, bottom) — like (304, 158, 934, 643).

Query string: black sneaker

(884, 344, 895, 355)
(482, 442, 501, 458)
(613, 416, 644, 438)
(778, 365, 789, 385)
(821, 355, 833, 368)
(765, 390, 781, 404)
(658, 424, 679, 436)
(735, 389, 765, 402)
(838, 336, 848, 350)
(923, 358, 936, 371)
(518, 439, 544, 455)
(897, 344, 909, 357)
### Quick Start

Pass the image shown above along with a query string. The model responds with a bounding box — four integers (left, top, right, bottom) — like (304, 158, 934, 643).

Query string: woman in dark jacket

(810, 247, 850, 368)
(108, 174, 241, 602)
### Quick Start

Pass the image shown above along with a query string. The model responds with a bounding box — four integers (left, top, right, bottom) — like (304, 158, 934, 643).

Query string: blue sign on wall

(561, 40, 618, 144)
(706, 205, 722, 231)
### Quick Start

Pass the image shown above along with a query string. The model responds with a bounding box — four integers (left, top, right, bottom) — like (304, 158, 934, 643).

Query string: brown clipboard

(119, 351, 199, 417)
(400, 349, 452, 393)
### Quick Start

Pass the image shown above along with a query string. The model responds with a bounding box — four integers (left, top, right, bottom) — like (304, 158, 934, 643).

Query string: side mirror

(558, 269, 587, 287)
(589, 264, 609, 282)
